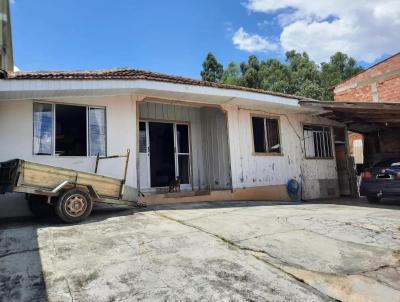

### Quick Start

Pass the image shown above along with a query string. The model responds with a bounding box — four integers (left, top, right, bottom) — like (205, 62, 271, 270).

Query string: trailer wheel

(55, 189, 93, 223)
(27, 195, 53, 217)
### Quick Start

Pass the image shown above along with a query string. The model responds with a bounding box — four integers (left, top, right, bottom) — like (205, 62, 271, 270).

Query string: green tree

(296, 80, 325, 100)
(258, 59, 291, 93)
(285, 51, 322, 98)
(221, 61, 240, 85)
(201, 50, 363, 100)
(320, 52, 363, 100)
(201, 52, 223, 82)
(239, 55, 261, 88)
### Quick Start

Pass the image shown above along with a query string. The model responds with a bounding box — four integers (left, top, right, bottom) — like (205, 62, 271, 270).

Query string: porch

(137, 100, 232, 199)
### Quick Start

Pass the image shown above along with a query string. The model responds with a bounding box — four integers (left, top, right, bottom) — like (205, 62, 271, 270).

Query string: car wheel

(367, 195, 381, 203)
(55, 189, 93, 223)
(27, 194, 54, 217)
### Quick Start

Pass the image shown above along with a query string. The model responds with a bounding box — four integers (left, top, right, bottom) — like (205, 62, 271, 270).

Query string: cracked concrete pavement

(1, 199, 400, 301)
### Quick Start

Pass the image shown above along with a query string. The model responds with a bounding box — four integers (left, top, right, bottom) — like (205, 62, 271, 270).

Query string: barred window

(251, 116, 281, 154)
(303, 125, 333, 158)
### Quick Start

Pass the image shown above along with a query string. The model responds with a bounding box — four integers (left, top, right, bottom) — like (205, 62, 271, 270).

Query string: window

(251, 116, 281, 154)
(33, 102, 106, 156)
(33, 103, 53, 155)
(56, 105, 87, 156)
(89, 107, 106, 156)
(303, 125, 333, 158)
(139, 122, 147, 153)
(176, 124, 190, 184)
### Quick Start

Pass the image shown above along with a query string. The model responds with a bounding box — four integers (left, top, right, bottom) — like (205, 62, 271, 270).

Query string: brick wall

(378, 76, 400, 102)
(334, 53, 400, 102)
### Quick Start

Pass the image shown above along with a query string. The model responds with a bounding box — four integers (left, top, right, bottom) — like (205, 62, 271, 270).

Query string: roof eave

(0, 78, 311, 111)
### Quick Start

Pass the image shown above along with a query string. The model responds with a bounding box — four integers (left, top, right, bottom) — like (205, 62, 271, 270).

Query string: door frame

(138, 121, 151, 190)
(139, 119, 193, 190)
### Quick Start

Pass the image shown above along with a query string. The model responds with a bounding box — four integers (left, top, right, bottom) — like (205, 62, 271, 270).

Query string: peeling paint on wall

(223, 104, 340, 200)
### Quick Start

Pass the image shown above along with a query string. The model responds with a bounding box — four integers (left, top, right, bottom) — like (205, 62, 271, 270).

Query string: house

(0, 69, 348, 218)
(332, 52, 400, 166)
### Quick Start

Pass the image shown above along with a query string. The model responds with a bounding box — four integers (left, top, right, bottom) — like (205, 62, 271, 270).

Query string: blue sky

(11, 0, 399, 78)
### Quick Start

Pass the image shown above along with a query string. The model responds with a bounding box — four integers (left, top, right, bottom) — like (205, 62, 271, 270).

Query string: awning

(299, 100, 400, 133)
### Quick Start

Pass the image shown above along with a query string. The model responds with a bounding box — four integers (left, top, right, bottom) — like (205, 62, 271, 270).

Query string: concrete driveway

(1, 199, 400, 302)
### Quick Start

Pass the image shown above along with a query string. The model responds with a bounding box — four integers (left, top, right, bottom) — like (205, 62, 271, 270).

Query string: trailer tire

(55, 189, 93, 223)
(27, 195, 53, 217)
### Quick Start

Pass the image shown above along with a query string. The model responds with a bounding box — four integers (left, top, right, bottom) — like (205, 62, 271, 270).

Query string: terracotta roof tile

(1, 68, 306, 100)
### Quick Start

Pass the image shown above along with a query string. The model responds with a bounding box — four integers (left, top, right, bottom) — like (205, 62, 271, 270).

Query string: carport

(300, 101, 400, 167)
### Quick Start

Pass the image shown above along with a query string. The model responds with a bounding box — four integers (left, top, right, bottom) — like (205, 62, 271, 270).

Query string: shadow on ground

(0, 223, 46, 301)
(0, 197, 399, 301)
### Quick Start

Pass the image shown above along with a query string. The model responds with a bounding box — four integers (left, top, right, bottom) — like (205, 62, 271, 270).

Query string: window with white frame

(303, 125, 333, 158)
(33, 102, 106, 156)
(251, 116, 281, 154)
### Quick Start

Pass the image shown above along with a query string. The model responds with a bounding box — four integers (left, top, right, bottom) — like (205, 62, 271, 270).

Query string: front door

(139, 121, 191, 189)
(149, 122, 175, 188)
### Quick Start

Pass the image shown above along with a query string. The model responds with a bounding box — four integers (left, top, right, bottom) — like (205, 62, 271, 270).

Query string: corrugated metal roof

(300, 100, 400, 133)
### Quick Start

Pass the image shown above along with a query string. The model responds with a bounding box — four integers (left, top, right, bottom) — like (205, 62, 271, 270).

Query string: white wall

(223, 104, 340, 200)
(0, 94, 341, 219)
(201, 107, 231, 190)
(0, 95, 137, 218)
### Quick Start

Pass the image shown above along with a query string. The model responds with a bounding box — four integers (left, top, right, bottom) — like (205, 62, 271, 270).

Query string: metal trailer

(0, 149, 141, 223)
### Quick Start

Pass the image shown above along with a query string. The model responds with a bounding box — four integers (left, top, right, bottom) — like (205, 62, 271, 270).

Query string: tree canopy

(200, 51, 363, 100)
(200, 52, 223, 82)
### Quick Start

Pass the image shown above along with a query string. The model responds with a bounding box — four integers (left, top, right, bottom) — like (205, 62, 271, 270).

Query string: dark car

(360, 158, 400, 203)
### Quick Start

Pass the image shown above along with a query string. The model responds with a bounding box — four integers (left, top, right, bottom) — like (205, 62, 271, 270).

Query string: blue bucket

(287, 179, 301, 202)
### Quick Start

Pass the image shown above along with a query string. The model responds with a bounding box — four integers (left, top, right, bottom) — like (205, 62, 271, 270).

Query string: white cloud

(232, 27, 278, 52)
(224, 22, 234, 35)
(257, 20, 274, 29)
(243, 0, 400, 63)
(13, 65, 20, 72)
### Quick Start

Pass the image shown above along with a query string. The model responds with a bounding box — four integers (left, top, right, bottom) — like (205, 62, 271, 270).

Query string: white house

(0, 69, 348, 218)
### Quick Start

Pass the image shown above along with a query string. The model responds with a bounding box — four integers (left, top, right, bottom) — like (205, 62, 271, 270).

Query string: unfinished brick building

(334, 52, 400, 102)
(333, 52, 400, 166)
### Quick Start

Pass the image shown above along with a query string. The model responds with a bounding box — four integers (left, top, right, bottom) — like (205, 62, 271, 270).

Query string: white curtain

(89, 108, 106, 156)
(33, 103, 53, 155)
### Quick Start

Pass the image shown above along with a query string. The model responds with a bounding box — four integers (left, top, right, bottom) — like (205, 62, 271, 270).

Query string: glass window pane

(252, 117, 266, 152)
(304, 129, 315, 157)
(178, 155, 190, 184)
(89, 107, 106, 156)
(56, 105, 87, 156)
(139, 122, 147, 153)
(176, 124, 189, 153)
(33, 103, 53, 155)
(266, 118, 280, 153)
